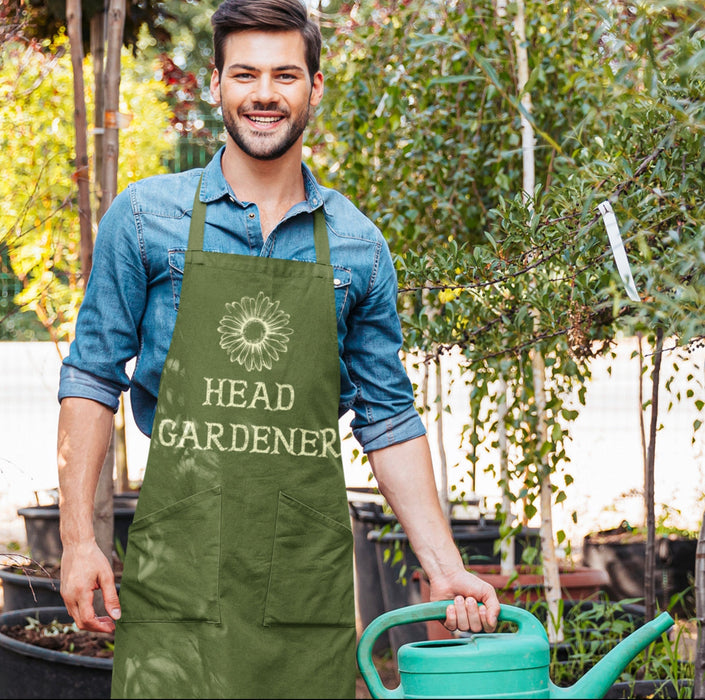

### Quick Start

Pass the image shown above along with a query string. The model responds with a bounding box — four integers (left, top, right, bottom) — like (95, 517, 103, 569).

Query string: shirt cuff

(58, 364, 123, 413)
(353, 405, 427, 453)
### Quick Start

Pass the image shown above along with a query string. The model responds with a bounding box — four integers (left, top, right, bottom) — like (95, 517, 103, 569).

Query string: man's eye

(277, 74, 297, 81)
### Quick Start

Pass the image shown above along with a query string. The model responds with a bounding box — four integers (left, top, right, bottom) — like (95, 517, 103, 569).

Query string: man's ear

(210, 69, 222, 105)
(309, 71, 324, 107)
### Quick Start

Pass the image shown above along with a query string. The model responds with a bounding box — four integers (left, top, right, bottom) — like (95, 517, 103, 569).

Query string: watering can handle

(356, 601, 546, 699)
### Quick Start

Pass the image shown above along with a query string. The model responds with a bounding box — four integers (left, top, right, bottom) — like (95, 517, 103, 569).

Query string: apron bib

(111, 180, 356, 699)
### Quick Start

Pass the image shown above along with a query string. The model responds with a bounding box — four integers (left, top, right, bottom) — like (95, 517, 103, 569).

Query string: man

(57, 1, 499, 697)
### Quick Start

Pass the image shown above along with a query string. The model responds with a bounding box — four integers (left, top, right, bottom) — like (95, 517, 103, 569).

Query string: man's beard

(222, 99, 312, 161)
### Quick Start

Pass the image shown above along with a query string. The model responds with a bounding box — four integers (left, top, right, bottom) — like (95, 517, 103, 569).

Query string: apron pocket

(263, 491, 355, 628)
(119, 486, 222, 624)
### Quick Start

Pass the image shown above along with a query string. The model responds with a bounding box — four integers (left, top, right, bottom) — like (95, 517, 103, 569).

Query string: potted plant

(0, 553, 123, 615)
(415, 561, 610, 642)
(0, 557, 63, 611)
(17, 493, 137, 567)
(0, 606, 113, 699)
(582, 520, 697, 617)
(545, 597, 694, 698)
(5, 493, 135, 616)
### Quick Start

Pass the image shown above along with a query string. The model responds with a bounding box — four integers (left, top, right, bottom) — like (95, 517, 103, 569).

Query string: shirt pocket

(118, 486, 222, 624)
(263, 491, 355, 628)
(168, 249, 186, 311)
(332, 266, 352, 321)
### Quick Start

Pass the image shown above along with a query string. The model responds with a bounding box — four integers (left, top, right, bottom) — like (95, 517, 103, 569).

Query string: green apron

(111, 179, 357, 699)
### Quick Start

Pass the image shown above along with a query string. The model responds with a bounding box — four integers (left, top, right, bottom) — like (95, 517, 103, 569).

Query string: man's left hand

(429, 569, 500, 633)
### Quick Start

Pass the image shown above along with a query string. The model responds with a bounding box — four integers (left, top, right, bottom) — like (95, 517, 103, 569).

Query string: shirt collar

(199, 146, 328, 215)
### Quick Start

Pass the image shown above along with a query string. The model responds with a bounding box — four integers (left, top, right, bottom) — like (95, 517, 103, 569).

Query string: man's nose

(252, 75, 277, 104)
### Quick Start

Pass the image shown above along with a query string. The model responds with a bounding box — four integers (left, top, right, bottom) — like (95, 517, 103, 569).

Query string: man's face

(210, 30, 323, 161)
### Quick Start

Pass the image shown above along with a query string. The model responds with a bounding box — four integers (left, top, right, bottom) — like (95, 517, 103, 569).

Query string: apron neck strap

(188, 175, 330, 265)
(188, 175, 207, 251)
(312, 208, 329, 266)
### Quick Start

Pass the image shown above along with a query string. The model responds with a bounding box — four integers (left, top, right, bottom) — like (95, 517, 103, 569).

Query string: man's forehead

(222, 29, 307, 67)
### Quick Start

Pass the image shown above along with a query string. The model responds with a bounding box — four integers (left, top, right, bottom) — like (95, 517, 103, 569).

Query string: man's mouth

(246, 114, 285, 126)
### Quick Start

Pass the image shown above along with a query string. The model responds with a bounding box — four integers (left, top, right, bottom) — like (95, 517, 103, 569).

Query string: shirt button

(248, 212, 255, 219)
(334, 278, 341, 285)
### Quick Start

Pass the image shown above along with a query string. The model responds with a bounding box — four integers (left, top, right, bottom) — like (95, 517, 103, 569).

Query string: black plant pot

(368, 529, 428, 659)
(0, 567, 122, 613)
(16, 506, 63, 564)
(0, 567, 122, 614)
(0, 606, 112, 699)
(18, 496, 137, 565)
(347, 489, 395, 655)
(583, 526, 697, 615)
(0, 567, 63, 611)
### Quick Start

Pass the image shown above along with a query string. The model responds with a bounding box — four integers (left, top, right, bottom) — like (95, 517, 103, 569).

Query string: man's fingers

(445, 596, 484, 632)
(463, 596, 483, 632)
(454, 595, 470, 630)
(444, 603, 457, 630)
(73, 590, 115, 632)
(101, 583, 121, 621)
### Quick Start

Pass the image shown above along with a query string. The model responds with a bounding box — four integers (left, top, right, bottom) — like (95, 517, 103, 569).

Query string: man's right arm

(57, 397, 122, 632)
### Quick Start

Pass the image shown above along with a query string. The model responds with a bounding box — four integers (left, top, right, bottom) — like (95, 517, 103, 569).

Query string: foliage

(23, 615, 78, 636)
(514, 597, 695, 694)
(311, 0, 705, 547)
(1, 0, 182, 53)
(0, 34, 176, 342)
(134, 0, 221, 131)
(313, 0, 704, 356)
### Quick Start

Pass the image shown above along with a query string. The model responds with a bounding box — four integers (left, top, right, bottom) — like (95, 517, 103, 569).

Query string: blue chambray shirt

(59, 147, 426, 453)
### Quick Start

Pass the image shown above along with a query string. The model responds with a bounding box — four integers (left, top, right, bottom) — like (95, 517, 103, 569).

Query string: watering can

(357, 601, 674, 699)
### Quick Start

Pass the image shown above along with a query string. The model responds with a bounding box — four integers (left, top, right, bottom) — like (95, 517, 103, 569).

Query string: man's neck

(220, 142, 307, 239)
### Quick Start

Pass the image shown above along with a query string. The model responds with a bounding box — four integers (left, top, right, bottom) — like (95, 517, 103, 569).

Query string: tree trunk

(513, 0, 563, 642)
(90, 5, 107, 216)
(66, 0, 114, 604)
(497, 376, 516, 576)
(494, 0, 516, 580)
(66, 0, 93, 285)
(100, 0, 126, 218)
(637, 333, 648, 525)
(115, 395, 130, 492)
(644, 327, 664, 620)
(93, 0, 126, 568)
(514, 0, 535, 202)
(531, 349, 563, 643)
(435, 359, 450, 523)
(694, 511, 705, 699)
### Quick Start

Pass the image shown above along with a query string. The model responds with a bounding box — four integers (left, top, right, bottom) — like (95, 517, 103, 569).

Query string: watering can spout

(549, 611, 674, 699)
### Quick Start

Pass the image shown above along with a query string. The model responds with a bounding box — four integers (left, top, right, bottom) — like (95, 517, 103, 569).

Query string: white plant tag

(598, 201, 641, 302)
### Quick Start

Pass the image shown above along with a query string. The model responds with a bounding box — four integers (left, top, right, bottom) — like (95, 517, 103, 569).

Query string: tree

(3, 0, 200, 564)
(2, 0, 217, 572)
(0, 26, 176, 566)
(311, 0, 705, 624)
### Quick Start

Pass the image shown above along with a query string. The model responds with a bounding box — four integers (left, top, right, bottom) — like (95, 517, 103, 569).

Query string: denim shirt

(59, 147, 425, 453)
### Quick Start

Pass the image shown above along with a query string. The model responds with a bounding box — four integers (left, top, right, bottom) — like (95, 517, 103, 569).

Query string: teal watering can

(357, 601, 674, 699)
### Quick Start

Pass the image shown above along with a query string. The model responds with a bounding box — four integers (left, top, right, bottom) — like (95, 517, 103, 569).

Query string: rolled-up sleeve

(342, 236, 426, 453)
(353, 404, 426, 453)
(58, 365, 124, 412)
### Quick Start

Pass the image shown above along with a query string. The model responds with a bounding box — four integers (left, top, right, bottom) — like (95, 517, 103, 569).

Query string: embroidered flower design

(218, 291, 293, 371)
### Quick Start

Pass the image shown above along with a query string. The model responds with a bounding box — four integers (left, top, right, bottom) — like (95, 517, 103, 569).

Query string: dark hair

(211, 0, 322, 81)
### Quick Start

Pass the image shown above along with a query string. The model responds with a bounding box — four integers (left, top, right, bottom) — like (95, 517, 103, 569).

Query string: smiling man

(215, 33, 320, 162)
(56, 1, 499, 698)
